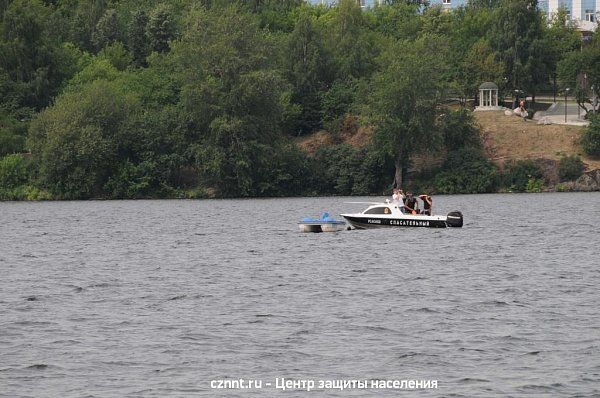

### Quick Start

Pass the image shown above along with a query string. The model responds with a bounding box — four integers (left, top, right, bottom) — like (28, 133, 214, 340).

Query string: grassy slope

(295, 111, 599, 172)
(475, 111, 600, 171)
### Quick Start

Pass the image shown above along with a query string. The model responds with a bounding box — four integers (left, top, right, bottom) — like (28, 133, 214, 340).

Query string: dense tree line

(0, 0, 598, 199)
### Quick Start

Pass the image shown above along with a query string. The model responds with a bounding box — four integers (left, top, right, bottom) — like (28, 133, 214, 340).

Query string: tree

(325, 0, 378, 81)
(543, 8, 580, 79)
(0, 0, 55, 110)
(70, 0, 107, 52)
(147, 4, 176, 54)
(445, 5, 497, 102)
(439, 108, 483, 151)
(172, 5, 291, 196)
(0, 111, 28, 155)
(128, 10, 149, 67)
(368, 34, 448, 187)
(459, 38, 505, 102)
(581, 115, 600, 156)
(92, 9, 120, 51)
(97, 42, 133, 71)
(434, 147, 499, 193)
(557, 36, 600, 115)
(285, 8, 330, 134)
(489, 0, 546, 101)
(370, 1, 421, 41)
(28, 80, 141, 198)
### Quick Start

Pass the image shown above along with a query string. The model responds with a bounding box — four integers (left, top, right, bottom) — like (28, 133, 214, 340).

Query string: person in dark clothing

(403, 192, 419, 215)
(419, 194, 432, 215)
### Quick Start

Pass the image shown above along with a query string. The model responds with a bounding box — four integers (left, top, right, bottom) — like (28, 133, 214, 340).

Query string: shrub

(558, 155, 584, 181)
(439, 108, 483, 151)
(0, 112, 28, 156)
(0, 185, 52, 201)
(0, 154, 29, 189)
(103, 160, 158, 199)
(321, 80, 357, 124)
(312, 144, 393, 195)
(525, 177, 543, 193)
(434, 147, 499, 194)
(581, 115, 600, 157)
(502, 159, 543, 192)
(555, 182, 571, 192)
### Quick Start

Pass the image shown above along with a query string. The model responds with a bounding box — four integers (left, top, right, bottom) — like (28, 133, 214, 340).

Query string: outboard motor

(446, 211, 463, 228)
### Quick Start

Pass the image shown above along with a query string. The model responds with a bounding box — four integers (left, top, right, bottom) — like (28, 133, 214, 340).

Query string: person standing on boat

(419, 194, 432, 215)
(399, 189, 406, 203)
(404, 192, 419, 215)
(392, 188, 401, 206)
(394, 189, 407, 212)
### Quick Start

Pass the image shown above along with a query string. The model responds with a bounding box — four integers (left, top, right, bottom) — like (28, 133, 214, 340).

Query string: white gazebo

(477, 82, 499, 110)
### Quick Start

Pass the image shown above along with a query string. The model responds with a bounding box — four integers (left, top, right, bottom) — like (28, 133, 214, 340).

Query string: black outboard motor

(446, 211, 463, 228)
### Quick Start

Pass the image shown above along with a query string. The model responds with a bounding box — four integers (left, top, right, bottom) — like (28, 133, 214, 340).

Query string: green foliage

(369, 33, 448, 186)
(286, 8, 330, 134)
(458, 38, 504, 100)
(98, 42, 133, 71)
(525, 177, 543, 192)
(92, 9, 120, 51)
(103, 160, 159, 198)
(128, 10, 149, 67)
(0, 153, 29, 189)
(0, 112, 28, 155)
(253, 0, 304, 32)
(0, 153, 51, 200)
(312, 144, 393, 195)
(29, 80, 141, 199)
(321, 80, 357, 125)
(489, 0, 546, 95)
(434, 147, 499, 194)
(70, 0, 108, 51)
(370, 2, 421, 41)
(502, 159, 543, 191)
(147, 3, 176, 54)
(555, 182, 570, 192)
(439, 108, 483, 151)
(557, 46, 600, 112)
(66, 58, 121, 89)
(0, 0, 594, 200)
(173, 5, 298, 197)
(558, 154, 584, 181)
(325, 0, 379, 80)
(0, 0, 67, 110)
(581, 116, 600, 157)
(543, 9, 580, 76)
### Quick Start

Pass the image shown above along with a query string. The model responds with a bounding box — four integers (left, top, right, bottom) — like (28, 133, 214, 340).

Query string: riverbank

(2, 109, 599, 201)
(475, 111, 600, 171)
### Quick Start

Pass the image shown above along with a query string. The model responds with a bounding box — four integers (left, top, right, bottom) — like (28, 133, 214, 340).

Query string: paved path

(534, 102, 589, 126)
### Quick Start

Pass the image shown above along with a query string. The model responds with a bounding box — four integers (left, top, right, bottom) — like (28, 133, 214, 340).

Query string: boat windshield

(364, 207, 391, 215)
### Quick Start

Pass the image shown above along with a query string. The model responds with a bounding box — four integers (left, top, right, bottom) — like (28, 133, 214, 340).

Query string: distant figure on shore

(514, 99, 528, 120)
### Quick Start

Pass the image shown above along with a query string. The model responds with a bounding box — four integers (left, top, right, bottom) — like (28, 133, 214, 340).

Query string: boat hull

(341, 215, 447, 229)
(299, 222, 346, 233)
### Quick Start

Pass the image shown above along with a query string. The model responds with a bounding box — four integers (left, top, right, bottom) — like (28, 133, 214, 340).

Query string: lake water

(1, 193, 599, 397)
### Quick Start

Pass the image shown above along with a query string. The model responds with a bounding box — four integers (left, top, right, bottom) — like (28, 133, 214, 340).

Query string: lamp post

(553, 73, 557, 103)
(565, 87, 570, 123)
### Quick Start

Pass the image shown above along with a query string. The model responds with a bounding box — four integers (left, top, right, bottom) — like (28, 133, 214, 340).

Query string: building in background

(308, 0, 379, 6)
(539, 0, 600, 37)
(307, 0, 599, 34)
